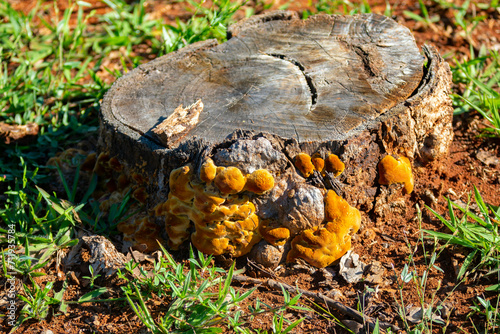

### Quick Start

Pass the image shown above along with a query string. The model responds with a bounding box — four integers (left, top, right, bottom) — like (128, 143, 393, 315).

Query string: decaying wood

(0, 121, 39, 144)
(232, 274, 400, 332)
(102, 12, 425, 146)
(152, 100, 204, 147)
(100, 12, 453, 188)
(81, 235, 127, 277)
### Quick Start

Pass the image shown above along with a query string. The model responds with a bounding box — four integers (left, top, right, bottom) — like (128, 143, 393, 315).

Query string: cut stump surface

(99, 12, 454, 267)
(105, 12, 424, 145)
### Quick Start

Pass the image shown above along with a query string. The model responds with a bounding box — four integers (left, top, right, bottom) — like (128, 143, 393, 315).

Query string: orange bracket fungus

(311, 153, 325, 174)
(259, 219, 290, 246)
(214, 166, 247, 195)
(325, 154, 345, 177)
(245, 169, 275, 194)
(378, 155, 414, 194)
(200, 158, 217, 183)
(294, 153, 315, 178)
(118, 214, 164, 252)
(96, 11, 456, 271)
(153, 161, 272, 257)
(287, 190, 361, 268)
(70, 138, 366, 268)
(85, 138, 368, 268)
(294, 152, 345, 179)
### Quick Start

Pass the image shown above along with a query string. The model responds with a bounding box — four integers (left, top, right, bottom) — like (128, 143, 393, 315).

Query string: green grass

(425, 187, 500, 280)
(451, 46, 500, 136)
(302, 0, 375, 18)
(0, 0, 243, 241)
(403, 0, 439, 28)
(117, 246, 308, 333)
(423, 188, 500, 333)
(391, 205, 452, 334)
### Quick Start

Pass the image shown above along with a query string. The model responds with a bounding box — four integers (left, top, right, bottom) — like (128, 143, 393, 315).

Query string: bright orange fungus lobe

(311, 153, 325, 173)
(378, 155, 414, 194)
(169, 165, 195, 201)
(294, 153, 315, 177)
(200, 158, 217, 183)
(214, 167, 246, 194)
(287, 190, 361, 268)
(246, 169, 275, 194)
(324, 154, 345, 177)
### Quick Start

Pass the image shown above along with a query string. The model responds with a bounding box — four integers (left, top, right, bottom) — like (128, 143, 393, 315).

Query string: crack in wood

(268, 53, 318, 111)
(353, 46, 377, 78)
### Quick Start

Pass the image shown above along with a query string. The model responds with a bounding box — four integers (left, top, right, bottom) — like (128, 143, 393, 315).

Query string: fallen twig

(232, 274, 400, 332)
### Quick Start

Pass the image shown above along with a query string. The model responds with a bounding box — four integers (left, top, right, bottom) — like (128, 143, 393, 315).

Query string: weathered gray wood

(103, 12, 423, 146)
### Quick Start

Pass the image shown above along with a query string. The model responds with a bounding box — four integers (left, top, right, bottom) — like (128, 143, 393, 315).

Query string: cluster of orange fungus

(154, 161, 275, 255)
(287, 190, 360, 268)
(49, 151, 149, 211)
(378, 155, 414, 194)
(294, 152, 345, 178)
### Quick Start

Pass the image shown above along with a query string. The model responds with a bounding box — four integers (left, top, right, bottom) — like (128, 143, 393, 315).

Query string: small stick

(232, 274, 400, 332)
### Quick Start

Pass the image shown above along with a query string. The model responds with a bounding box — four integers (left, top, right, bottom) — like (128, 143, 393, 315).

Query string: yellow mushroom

(81, 153, 97, 172)
(286, 223, 352, 268)
(118, 215, 163, 252)
(311, 153, 325, 174)
(132, 187, 148, 203)
(378, 155, 414, 194)
(165, 213, 191, 250)
(169, 165, 195, 201)
(159, 163, 263, 257)
(324, 190, 361, 235)
(192, 183, 226, 214)
(93, 152, 111, 177)
(108, 157, 123, 172)
(117, 174, 130, 192)
(259, 220, 290, 246)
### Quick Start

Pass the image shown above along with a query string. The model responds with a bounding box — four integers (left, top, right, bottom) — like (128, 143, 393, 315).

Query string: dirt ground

(3, 0, 500, 333)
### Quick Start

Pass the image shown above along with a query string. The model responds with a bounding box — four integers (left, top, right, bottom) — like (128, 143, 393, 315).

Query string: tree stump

(98, 12, 453, 267)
